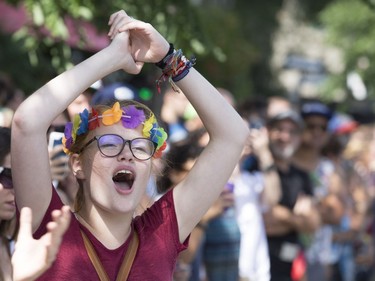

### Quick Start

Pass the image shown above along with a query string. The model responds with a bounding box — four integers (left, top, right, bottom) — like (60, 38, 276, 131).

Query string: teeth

(113, 169, 135, 185)
(116, 170, 132, 175)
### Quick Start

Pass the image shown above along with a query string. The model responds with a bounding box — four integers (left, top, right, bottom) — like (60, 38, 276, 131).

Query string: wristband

(261, 163, 277, 173)
(155, 49, 196, 93)
(155, 43, 175, 69)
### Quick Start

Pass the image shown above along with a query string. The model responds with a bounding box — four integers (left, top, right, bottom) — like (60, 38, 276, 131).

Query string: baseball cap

(328, 113, 358, 135)
(267, 109, 304, 129)
(301, 101, 333, 120)
(91, 82, 139, 105)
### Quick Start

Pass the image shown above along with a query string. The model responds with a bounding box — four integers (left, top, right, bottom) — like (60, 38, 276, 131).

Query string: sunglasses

(0, 167, 12, 189)
(305, 123, 327, 132)
(48, 124, 66, 133)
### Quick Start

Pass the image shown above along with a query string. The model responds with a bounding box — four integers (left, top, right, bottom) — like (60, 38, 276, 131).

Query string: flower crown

(62, 101, 168, 158)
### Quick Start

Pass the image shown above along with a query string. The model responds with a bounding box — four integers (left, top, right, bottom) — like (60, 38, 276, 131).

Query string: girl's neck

(75, 210, 133, 249)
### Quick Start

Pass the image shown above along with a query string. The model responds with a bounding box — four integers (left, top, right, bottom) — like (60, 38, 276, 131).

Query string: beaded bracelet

(155, 44, 196, 93)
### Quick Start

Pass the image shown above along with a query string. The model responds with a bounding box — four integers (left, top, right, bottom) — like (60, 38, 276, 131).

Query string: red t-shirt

(33, 188, 188, 281)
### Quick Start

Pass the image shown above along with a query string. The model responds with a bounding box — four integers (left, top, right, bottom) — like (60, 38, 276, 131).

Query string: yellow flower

(143, 114, 155, 138)
(102, 102, 122, 125)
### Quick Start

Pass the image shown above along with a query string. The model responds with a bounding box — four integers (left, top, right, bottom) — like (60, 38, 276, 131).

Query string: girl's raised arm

(11, 17, 169, 232)
(113, 10, 249, 241)
(173, 70, 249, 242)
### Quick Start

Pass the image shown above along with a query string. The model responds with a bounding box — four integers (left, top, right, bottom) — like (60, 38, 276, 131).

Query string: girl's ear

(70, 154, 85, 180)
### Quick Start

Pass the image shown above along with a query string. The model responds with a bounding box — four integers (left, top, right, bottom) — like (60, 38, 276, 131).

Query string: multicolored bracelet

(155, 44, 196, 93)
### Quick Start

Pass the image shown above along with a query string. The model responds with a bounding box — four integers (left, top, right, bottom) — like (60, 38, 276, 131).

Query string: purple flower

(122, 105, 145, 129)
(64, 123, 73, 149)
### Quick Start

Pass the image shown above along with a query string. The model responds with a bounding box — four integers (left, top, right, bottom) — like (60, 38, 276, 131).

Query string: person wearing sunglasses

(0, 126, 15, 281)
(293, 100, 345, 281)
(11, 10, 248, 280)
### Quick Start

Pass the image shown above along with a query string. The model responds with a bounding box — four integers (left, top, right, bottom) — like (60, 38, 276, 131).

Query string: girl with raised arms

(11, 10, 249, 280)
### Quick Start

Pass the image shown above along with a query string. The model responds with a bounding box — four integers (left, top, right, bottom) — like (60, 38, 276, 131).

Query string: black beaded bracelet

(155, 43, 175, 69)
(261, 163, 277, 173)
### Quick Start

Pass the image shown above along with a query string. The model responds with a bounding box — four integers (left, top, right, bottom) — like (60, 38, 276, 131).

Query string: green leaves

(319, 0, 375, 99)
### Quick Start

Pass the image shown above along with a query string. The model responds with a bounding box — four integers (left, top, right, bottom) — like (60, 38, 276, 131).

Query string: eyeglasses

(79, 134, 157, 161)
(0, 167, 12, 189)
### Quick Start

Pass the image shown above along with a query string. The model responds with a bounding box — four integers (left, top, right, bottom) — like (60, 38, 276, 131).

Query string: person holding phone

(48, 113, 70, 185)
(0, 127, 16, 281)
(49, 131, 66, 183)
(11, 10, 248, 280)
(48, 113, 76, 207)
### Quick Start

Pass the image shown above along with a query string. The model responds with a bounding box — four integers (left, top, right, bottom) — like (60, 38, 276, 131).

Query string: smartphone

(48, 132, 66, 188)
(48, 132, 65, 159)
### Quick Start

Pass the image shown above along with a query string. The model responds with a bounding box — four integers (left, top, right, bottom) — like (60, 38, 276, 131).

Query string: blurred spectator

(66, 90, 93, 122)
(0, 127, 16, 281)
(328, 113, 358, 137)
(58, 83, 96, 206)
(203, 174, 241, 280)
(266, 96, 295, 118)
(200, 89, 241, 281)
(90, 81, 139, 106)
(322, 112, 364, 281)
(160, 87, 234, 145)
(342, 125, 375, 281)
(236, 96, 268, 173)
(235, 123, 274, 281)
(160, 87, 192, 143)
(180, 87, 237, 133)
(293, 100, 345, 281)
(48, 112, 76, 207)
(262, 109, 320, 281)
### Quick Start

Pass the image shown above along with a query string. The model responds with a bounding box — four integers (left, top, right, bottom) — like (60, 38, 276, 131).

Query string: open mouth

(112, 170, 135, 191)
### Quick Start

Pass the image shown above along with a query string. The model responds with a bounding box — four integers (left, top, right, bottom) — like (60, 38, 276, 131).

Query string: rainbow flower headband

(62, 102, 168, 158)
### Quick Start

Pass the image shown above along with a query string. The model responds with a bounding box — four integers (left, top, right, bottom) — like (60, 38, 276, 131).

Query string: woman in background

(0, 127, 16, 281)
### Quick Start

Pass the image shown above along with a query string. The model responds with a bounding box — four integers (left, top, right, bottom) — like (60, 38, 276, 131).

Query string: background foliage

(320, 0, 375, 97)
(0, 0, 292, 100)
(2, 0, 375, 114)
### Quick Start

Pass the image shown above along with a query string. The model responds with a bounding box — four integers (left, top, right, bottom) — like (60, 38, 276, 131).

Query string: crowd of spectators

(1, 66, 375, 281)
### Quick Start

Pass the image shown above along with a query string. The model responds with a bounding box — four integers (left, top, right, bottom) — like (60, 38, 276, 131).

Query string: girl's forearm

(13, 45, 121, 133)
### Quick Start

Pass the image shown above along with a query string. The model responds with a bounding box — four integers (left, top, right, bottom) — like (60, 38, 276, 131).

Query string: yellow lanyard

(80, 229, 139, 281)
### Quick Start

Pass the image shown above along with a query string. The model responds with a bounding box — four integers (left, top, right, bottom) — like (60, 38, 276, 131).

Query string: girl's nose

(117, 142, 134, 161)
